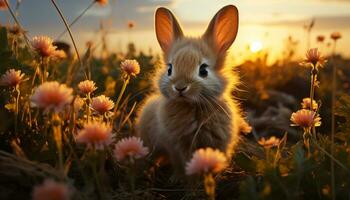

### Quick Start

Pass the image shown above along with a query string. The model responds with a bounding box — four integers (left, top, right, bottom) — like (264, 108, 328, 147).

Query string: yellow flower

(301, 98, 318, 110)
(258, 136, 280, 148)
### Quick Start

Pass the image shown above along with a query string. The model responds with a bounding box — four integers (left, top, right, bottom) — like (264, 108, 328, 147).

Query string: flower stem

(50, 0, 87, 80)
(113, 76, 130, 120)
(4, 0, 31, 48)
(309, 67, 317, 138)
(14, 87, 20, 136)
(204, 173, 216, 200)
(52, 113, 64, 179)
(55, 1, 96, 40)
(92, 150, 105, 200)
(330, 40, 338, 200)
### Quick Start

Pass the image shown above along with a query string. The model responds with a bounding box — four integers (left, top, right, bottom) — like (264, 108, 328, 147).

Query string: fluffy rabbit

(136, 5, 250, 173)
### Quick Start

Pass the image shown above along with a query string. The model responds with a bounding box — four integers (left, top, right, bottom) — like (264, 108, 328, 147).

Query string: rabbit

(136, 5, 251, 174)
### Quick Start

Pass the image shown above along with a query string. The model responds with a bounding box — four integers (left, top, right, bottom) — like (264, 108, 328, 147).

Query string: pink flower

(0, 0, 8, 10)
(120, 59, 140, 77)
(32, 179, 71, 200)
(185, 148, 227, 175)
(78, 80, 97, 94)
(95, 0, 108, 6)
(31, 81, 73, 113)
(290, 109, 321, 129)
(76, 122, 113, 150)
(0, 69, 25, 87)
(114, 136, 149, 162)
(31, 36, 56, 57)
(91, 95, 114, 115)
(330, 32, 341, 41)
(258, 136, 280, 148)
(301, 98, 318, 110)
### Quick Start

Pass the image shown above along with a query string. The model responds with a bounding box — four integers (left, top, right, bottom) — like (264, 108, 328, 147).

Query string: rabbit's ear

(155, 7, 184, 53)
(203, 5, 239, 54)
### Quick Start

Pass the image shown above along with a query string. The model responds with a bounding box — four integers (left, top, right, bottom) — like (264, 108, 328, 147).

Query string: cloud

(257, 15, 350, 29)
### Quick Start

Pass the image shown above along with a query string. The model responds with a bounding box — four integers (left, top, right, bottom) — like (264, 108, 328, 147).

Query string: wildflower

(290, 109, 321, 129)
(31, 81, 73, 113)
(0, 0, 7, 10)
(120, 59, 140, 77)
(258, 136, 280, 148)
(9, 25, 23, 36)
(31, 36, 57, 57)
(330, 32, 341, 41)
(316, 35, 325, 43)
(301, 98, 318, 110)
(127, 21, 135, 29)
(52, 50, 67, 59)
(300, 48, 327, 69)
(90, 95, 114, 114)
(185, 148, 227, 175)
(0, 69, 25, 87)
(32, 179, 71, 200)
(76, 122, 113, 150)
(78, 80, 97, 94)
(114, 136, 149, 162)
(95, 0, 108, 6)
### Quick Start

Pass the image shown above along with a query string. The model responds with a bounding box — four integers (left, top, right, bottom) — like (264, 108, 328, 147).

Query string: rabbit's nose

(175, 86, 187, 92)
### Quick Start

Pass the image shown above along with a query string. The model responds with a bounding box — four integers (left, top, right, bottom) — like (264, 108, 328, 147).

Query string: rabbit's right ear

(155, 7, 183, 53)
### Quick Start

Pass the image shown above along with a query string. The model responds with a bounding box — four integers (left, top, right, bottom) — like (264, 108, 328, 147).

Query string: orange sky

(1, 0, 349, 64)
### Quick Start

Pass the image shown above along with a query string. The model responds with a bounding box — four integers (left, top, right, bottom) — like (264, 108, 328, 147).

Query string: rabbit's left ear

(155, 7, 184, 53)
(203, 5, 239, 54)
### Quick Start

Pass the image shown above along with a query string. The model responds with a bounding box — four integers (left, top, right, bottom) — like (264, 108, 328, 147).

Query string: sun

(250, 41, 263, 53)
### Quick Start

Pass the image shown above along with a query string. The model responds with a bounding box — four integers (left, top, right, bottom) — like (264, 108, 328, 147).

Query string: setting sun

(250, 41, 263, 53)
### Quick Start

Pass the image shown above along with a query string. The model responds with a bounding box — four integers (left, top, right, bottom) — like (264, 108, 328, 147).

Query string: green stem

(309, 67, 317, 138)
(113, 76, 130, 120)
(92, 150, 105, 200)
(14, 87, 20, 136)
(86, 93, 91, 123)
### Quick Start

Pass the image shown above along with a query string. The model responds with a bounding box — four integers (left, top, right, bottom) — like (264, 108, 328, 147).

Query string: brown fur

(136, 5, 250, 174)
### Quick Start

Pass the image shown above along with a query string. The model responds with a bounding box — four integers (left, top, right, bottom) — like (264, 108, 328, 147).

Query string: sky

(1, 0, 350, 64)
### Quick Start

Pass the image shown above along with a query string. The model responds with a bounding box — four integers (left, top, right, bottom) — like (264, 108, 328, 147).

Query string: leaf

(0, 27, 9, 52)
(235, 152, 256, 173)
(5, 102, 16, 112)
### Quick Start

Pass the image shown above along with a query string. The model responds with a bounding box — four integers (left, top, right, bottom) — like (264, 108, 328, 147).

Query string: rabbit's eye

(167, 63, 172, 76)
(199, 63, 208, 78)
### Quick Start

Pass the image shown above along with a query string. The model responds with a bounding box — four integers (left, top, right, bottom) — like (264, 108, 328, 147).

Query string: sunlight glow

(250, 41, 263, 53)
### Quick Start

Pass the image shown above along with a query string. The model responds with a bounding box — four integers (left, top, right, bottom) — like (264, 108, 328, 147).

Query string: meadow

(0, 0, 350, 200)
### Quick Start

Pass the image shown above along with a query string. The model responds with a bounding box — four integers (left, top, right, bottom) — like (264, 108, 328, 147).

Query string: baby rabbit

(136, 5, 250, 174)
